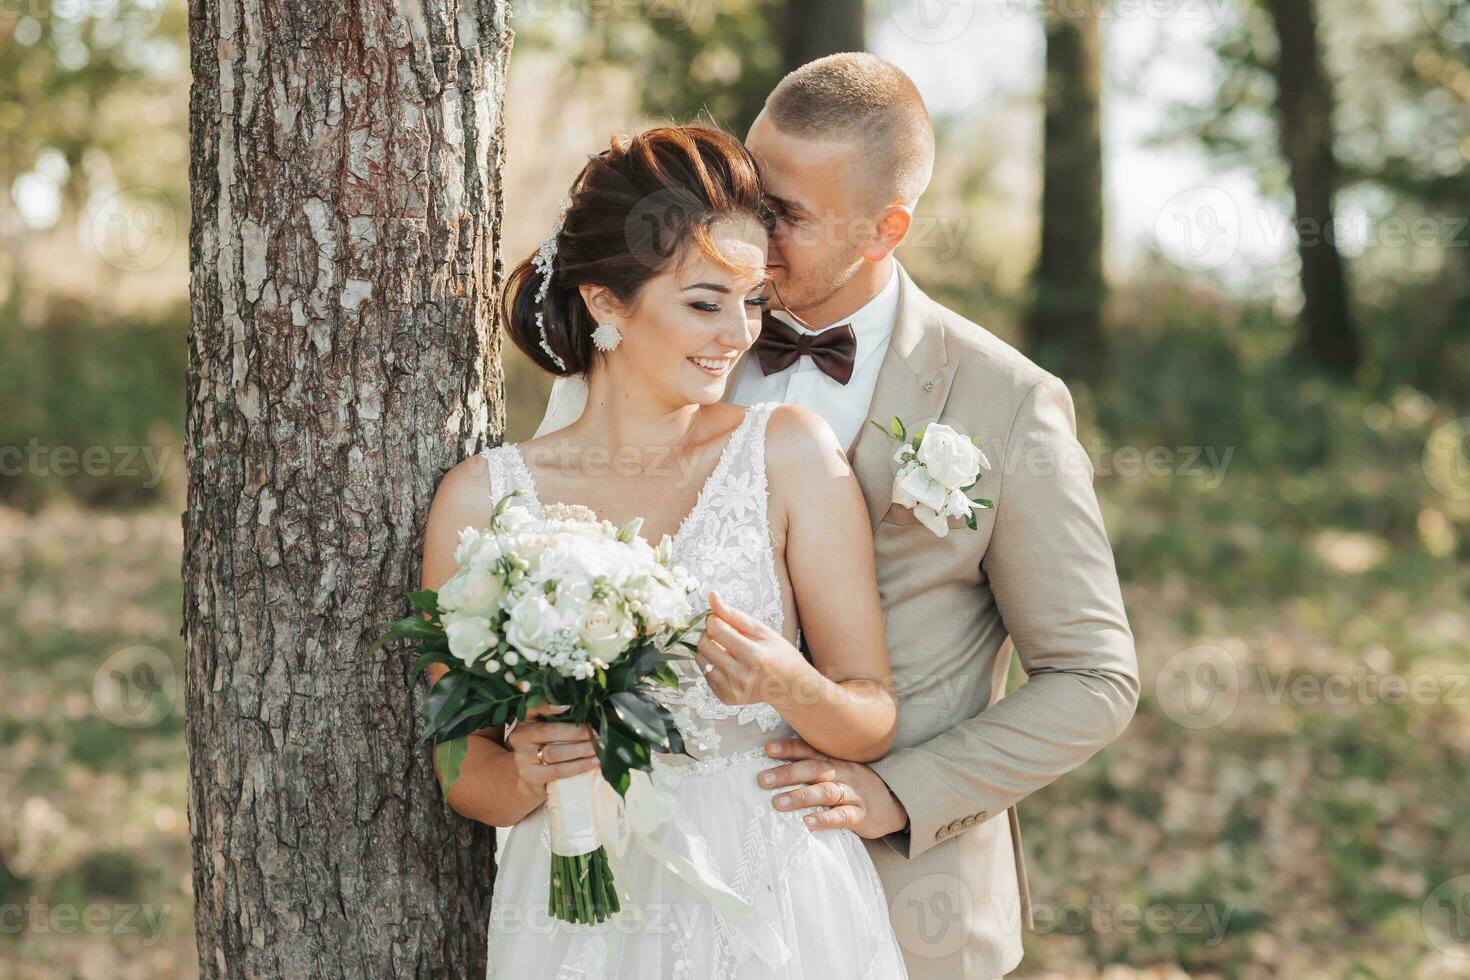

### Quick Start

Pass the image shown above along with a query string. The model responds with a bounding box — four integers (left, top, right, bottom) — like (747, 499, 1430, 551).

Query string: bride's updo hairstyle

(503, 126, 773, 376)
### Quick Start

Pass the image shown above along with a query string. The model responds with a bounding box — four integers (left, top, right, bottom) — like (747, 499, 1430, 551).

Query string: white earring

(592, 321, 622, 352)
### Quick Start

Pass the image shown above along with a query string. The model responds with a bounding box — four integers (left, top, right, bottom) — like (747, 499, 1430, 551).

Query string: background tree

(1027, 0, 1107, 381)
(1263, 0, 1360, 375)
(783, 0, 866, 73)
(182, 0, 509, 975)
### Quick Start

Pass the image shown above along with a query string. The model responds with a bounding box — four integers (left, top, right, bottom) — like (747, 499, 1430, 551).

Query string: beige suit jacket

(536, 265, 1139, 979)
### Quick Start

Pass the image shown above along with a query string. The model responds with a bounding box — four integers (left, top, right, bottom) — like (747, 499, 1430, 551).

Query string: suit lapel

(848, 265, 958, 530)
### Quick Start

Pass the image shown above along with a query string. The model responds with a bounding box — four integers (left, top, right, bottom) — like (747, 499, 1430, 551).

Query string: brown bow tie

(751, 311, 857, 385)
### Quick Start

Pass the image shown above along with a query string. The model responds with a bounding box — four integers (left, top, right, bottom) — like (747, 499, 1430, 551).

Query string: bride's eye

(689, 301, 721, 313)
(744, 295, 770, 308)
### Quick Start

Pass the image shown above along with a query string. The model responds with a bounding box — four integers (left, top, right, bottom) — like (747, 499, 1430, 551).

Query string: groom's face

(745, 112, 873, 316)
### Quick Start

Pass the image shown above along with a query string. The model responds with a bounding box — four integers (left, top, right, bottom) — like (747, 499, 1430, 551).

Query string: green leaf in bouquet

(911, 424, 925, 450)
(648, 664, 681, 689)
(616, 516, 644, 544)
(608, 691, 671, 749)
(650, 700, 686, 755)
(407, 589, 441, 616)
(421, 672, 471, 742)
(888, 416, 906, 441)
(408, 649, 452, 685)
(436, 704, 497, 742)
(435, 737, 468, 799)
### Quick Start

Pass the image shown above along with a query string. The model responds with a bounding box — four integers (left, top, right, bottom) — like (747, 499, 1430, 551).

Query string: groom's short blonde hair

(763, 53, 935, 208)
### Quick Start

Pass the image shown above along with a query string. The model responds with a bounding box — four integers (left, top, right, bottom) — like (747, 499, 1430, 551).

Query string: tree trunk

(183, 1, 509, 976)
(1028, 0, 1106, 381)
(783, 0, 865, 73)
(1263, 0, 1360, 375)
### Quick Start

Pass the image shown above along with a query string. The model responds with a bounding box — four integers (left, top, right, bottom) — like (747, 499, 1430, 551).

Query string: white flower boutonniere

(871, 416, 994, 537)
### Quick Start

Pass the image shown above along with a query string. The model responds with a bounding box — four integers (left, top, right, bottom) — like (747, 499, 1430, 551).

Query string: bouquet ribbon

(546, 766, 792, 970)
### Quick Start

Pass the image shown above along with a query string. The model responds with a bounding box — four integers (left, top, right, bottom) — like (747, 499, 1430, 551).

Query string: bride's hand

(697, 591, 810, 707)
(504, 703, 600, 797)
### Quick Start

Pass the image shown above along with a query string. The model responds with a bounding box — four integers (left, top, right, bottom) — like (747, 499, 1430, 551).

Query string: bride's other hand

(504, 703, 600, 797)
(697, 591, 812, 707)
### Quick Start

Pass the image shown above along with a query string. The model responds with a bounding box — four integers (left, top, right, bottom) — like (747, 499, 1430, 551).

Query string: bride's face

(588, 216, 769, 408)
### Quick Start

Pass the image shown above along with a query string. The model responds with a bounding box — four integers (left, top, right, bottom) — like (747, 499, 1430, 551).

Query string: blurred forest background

(2, 0, 1469, 976)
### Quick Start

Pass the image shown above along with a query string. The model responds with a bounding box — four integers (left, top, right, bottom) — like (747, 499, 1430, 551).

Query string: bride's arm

(419, 457, 599, 826)
(702, 405, 897, 762)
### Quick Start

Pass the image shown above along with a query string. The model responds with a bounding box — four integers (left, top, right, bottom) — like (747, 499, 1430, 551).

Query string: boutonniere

(870, 416, 994, 537)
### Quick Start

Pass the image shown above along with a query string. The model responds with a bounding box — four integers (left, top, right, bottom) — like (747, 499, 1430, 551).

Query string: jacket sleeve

(868, 375, 1139, 859)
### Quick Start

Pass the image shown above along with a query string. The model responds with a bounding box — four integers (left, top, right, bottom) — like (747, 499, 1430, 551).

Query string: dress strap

(479, 442, 536, 511)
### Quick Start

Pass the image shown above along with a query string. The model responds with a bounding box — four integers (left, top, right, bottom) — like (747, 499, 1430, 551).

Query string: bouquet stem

(549, 846, 620, 924)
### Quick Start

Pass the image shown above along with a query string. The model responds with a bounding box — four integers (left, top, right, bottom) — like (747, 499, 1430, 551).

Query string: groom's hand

(757, 737, 908, 839)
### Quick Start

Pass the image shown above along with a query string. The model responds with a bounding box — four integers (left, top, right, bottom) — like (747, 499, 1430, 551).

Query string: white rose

(438, 565, 503, 618)
(444, 616, 496, 666)
(893, 461, 949, 514)
(578, 600, 635, 662)
(916, 424, 983, 489)
(505, 592, 561, 657)
(453, 527, 488, 566)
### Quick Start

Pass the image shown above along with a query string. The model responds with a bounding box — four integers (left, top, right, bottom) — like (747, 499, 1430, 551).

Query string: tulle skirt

(485, 748, 909, 979)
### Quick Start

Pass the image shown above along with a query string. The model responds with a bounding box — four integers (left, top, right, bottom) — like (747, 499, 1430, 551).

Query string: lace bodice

(480, 402, 794, 768)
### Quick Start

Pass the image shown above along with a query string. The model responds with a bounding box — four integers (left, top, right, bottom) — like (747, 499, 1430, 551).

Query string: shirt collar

(770, 262, 902, 357)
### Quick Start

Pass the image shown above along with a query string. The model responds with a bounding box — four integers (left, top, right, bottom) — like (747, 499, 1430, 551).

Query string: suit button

(934, 828, 946, 840)
(947, 819, 963, 833)
(960, 816, 975, 828)
(976, 811, 988, 822)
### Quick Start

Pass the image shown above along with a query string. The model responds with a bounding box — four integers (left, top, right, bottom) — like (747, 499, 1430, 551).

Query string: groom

(536, 54, 1138, 980)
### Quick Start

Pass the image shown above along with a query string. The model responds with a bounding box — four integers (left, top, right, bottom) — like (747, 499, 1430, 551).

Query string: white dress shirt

(728, 262, 900, 451)
(535, 263, 902, 451)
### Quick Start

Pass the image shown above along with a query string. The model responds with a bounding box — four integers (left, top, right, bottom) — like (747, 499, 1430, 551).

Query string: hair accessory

(533, 198, 570, 371)
(591, 321, 622, 352)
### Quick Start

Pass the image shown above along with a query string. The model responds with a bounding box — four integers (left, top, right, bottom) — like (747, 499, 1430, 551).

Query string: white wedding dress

(480, 401, 909, 979)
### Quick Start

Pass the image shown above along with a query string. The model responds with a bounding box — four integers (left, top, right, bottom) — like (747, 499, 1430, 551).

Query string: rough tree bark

(1263, 0, 1360, 375)
(1028, 0, 1106, 381)
(183, 1, 509, 976)
(783, 0, 865, 73)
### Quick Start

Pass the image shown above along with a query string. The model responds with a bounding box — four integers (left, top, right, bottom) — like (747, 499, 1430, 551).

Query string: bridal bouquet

(371, 491, 703, 924)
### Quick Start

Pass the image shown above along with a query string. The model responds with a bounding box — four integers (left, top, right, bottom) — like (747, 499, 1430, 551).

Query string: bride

(421, 125, 909, 978)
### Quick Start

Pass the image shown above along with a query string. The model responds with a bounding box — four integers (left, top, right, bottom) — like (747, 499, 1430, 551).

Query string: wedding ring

(702, 662, 715, 674)
(536, 745, 547, 766)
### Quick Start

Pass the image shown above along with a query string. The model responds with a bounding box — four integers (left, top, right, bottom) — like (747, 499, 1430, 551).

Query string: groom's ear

(861, 204, 914, 262)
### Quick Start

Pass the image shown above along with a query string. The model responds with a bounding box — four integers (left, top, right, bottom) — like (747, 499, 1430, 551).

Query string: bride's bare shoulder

(428, 452, 495, 533)
(763, 403, 851, 485)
